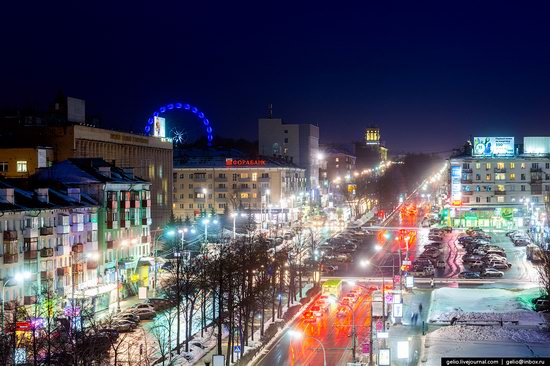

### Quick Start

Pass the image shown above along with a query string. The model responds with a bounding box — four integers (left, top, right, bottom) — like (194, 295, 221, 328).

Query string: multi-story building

(258, 116, 320, 190)
(319, 145, 357, 183)
(34, 158, 153, 308)
(0, 180, 99, 309)
(449, 136, 550, 229)
(173, 148, 306, 222)
(354, 126, 388, 171)
(0, 147, 54, 178)
(1, 98, 173, 226)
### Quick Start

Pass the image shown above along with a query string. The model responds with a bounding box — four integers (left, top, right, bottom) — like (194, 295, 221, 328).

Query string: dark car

(458, 271, 481, 279)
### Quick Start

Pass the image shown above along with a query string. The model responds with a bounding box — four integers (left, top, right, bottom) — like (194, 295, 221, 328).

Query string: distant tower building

(365, 127, 381, 145)
(355, 125, 388, 171)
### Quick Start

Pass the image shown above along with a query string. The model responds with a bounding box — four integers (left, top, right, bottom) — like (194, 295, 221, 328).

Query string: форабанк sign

(473, 137, 515, 157)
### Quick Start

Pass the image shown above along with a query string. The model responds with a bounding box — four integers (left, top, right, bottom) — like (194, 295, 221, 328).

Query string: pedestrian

(414, 313, 418, 325)
(419, 303, 423, 315)
(430, 276, 435, 288)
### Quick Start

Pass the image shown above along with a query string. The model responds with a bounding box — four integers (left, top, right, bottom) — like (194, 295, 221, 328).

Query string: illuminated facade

(0, 147, 54, 178)
(173, 151, 306, 220)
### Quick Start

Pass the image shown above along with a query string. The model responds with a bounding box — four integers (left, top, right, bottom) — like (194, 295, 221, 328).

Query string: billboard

(153, 116, 166, 138)
(472, 137, 515, 157)
(450, 164, 462, 201)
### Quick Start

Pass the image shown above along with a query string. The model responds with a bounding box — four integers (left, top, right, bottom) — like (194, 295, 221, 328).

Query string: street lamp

(288, 330, 327, 366)
(2, 271, 31, 330)
(203, 218, 210, 243)
(231, 212, 246, 239)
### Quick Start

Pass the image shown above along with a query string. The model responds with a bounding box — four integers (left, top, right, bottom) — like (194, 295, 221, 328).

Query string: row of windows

(174, 183, 271, 190)
(465, 173, 550, 181)
(463, 162, 550, 170)
(464, 196, 543, 204)
(173, 172, 271, 180)
(0, 161, 28, 173)
(173, 192, 259, 201)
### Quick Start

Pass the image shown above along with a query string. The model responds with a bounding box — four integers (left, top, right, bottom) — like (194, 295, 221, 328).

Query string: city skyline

(2, 2, 550, 152)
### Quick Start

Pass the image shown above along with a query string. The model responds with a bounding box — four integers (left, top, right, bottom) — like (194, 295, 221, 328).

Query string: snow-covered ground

(428, 287, 544, 325)
(424, 326, 550, 365)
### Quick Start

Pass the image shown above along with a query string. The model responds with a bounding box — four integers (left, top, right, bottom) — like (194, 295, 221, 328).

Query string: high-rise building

(258, 117, 320, 190)
(319, 144, 357, 184)
(354, 126, 388, 171)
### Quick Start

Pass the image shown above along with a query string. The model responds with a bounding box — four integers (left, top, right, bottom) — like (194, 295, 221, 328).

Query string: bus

(322, 279, 343, 299)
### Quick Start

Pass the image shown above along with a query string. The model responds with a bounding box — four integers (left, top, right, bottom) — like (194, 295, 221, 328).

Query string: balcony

(23, 227, 39, 238)
(106, 221, 119, 230)
(85, 241, 98, 252)
(72, 243, 84, 253)
(141, 217, 152, 226)
(106, 240, 115, 250)
(107, 199, 117, 209)
(239, 177, 251, 182)
(462, 168, 472, 173)
(71, 223, 84, 233)
(40, 271, 54, 281)
(460, 179, 472, 184)
(531, 167, 542, 173)
(141, 199, 151, 207)
(120, 219, 130, 228)
(57, 215, 70, 226)
(130, 199, 140, 208)
(3, 254, 18, 264)
(85, 222, 98, 231)
(56, 245, 71, 256)
(3, 230, 17, 241)
(40, 227, 54, 236)
(86, 260, 98, 270)
(120, 200, 130, 209)
(72, 263, 84, 273)
(462, 191, 473, 195)
(56, 225, 70, 235)
(141, 235, 150, 244)
(40, 247, 54, 257)
(494, 191, 506, 196)
(56, 267, 70, 276)
(24, 250, 38, 260)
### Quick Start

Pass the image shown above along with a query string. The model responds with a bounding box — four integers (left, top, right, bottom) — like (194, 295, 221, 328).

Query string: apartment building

(0, 181, 99, 308)
(173, 149, 306, 222)
(449, 136, 550, 228)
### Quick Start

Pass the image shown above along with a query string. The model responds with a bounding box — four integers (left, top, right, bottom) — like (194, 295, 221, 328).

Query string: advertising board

(450, 164, 462, 201)
(472, 137, 514, 157)
(153, 116, 166, 138)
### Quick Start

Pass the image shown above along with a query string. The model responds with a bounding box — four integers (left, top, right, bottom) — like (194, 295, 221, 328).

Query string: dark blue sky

(2, 1, 550, 153)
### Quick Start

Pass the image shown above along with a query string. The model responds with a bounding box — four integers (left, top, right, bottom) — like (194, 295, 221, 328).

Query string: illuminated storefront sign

(473, 137, 515, 157)
(225, 158, 266, 166)
(153, 116, 166, 138)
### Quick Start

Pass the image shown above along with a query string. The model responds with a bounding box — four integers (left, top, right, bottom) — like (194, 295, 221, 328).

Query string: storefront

(446, 207, 524, 229)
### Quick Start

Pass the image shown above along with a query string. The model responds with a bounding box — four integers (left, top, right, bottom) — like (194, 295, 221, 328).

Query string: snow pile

(428, 287, 543, 325)
(429, 325, 550, 344)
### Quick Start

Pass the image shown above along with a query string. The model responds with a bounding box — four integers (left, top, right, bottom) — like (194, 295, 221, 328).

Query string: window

(521, 163, 526, 169)
(485, 174, 491, 181)
(218, 173, 226, 179)
(252, 193, 257, 198)
(546, 163, 550, 169)
(189, 184, 193, 189)
(532, 163, 539, 169)
(545, 185, 550, 192)
(240, 193, 249, 198)
(497, 196, 504, 203)
(497, 185, 505, 192)
(180, 173, 185, 179)
(195, 173, 206, 180)
(521, 174, 526, 180)
(0, 162, 7, 172)
(510, 173, 516, 180)
(189, 174, 194, 179)
(219, 203, 226, 209)
(475, 185, 481, 192)
(252, 173, 257, 181)
(521, 185, 526, 192)
(241, 173, 249, 179)
(16, 161, 27, 173)
(510, 162, 515, 169)
(284, 129, 288, 133)
(497, 162, 504, 169)
(180, 194, 184, 199)
(252, 183, 257, 189)
(232, 174, 239, 181)
(475, 163, 481, 169)
(180, 204, 184, 208)
(462, 163, 470, 169)
(486, 197, 491, 203)
(475, 174, 481, 181)
(189, 194, 193, 198)
(485, 163, 491, 169)
(495, 173, 505, 180)
(476, 197, 481, 203)
(240, 183, 249, 189)
(284, 138, 288, 143)
(196, 193, 205, 199)
(218, 183, 226, 189)
(218, 193, 226, 198)
(335, 158, 339, 162)
(509, 185, 515, 191)
(261, 173, 269, 179)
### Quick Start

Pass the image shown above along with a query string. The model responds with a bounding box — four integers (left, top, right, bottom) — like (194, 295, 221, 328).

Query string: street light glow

(87, 252, 100, 260)
(167, 230, 176, 236)
(288, 330, 303, 339)
(203, 219, 210, 225)
(14, 272, 32, 282)
(360, 259, 371, 267)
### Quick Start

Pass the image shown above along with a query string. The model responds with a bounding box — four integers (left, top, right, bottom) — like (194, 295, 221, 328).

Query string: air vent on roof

(122, 168, 134, 179)
(98, 166, 111, 178)
(67, 188, 81, 203)
(35, 188, 49, 204)
(0, 188, 15, 205)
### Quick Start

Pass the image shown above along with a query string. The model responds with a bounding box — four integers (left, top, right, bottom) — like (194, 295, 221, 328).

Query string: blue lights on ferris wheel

(146, 102, 214, 145)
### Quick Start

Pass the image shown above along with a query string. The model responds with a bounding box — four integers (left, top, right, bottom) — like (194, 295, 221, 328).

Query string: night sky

(2, 2, 550, 153)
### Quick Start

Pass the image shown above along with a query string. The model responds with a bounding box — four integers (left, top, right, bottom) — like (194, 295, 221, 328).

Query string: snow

(424, 326, 550, 365)
(428, 287, 544, 325)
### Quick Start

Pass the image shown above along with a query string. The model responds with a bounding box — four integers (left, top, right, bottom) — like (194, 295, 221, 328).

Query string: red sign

(225, 158, 266, 166)
(362, 342, 370, 353)
(16, 322, 31, 331)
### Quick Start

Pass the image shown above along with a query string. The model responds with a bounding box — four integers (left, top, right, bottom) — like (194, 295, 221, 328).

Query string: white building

(258, 117, 320, 191)
(449, 136, 550, 228)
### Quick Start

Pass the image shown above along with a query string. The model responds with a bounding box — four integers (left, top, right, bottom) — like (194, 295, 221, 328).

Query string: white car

(481, 268, 504, 278)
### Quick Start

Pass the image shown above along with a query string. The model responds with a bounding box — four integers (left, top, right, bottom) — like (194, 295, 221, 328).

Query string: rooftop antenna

(268, 103, 273, 119)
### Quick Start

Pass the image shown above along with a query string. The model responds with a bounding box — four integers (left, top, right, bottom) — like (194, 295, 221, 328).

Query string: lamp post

(1, 272, 31, 330)
(153, 230, 175, 296)
(202, 188, 208, 216)
(231, 212, 246, 240)
(288, 330, 326, 366)
(266, 189, 271, 231)
(116, 240, 128, 313)
(203, 219, 210, 243)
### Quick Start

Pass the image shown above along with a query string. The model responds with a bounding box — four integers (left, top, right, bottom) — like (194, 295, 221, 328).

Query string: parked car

(132, 309, 156, 320)
(469, 261, 485, 270)
(132, 303, 155, 312)
(513, 239, 531, 247)
(488, 262, 511, 270)
(481, 268, 504, 278)
(458, 271, 481, 279)
(111, 320, 137, 332)
(428, 235, 444, 241)
(534, 299, 550, 312)
(114, 313, 140, 324)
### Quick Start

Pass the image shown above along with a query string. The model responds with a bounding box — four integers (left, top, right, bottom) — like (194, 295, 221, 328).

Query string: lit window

(16, 161, 28, 173)
(497, 162, 504, 169)
(497, 196, 504, 203)
(335, 158, 339, 162)
(510, 162, 515, 169)
(475, 163, 481, 169)
(252, 173, 257, 181)
(521, 163, 526, 169)
(485, 174, 491, 181)
(241, 173, 249, 179)
(0, 162, 7, 172)
(510, 173, 516, 180)
(240, 193, 249, 198)
(497, 185, 505, 192)
(486, 163, 491, 169)
(252, 193, 257, 198)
